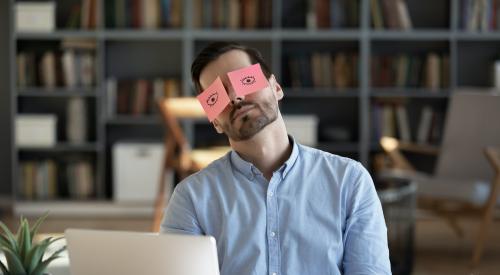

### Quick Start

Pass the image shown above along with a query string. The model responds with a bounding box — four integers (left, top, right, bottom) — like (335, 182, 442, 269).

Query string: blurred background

(1, 0, 500, 274)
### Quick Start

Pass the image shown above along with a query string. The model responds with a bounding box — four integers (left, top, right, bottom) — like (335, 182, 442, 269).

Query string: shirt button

(268, 191, 274, 197)
(272, 273, 277, 275)
(270, 231, 276, 237)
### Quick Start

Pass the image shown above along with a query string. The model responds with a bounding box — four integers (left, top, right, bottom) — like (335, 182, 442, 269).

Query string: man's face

(199, 50, 283, 141)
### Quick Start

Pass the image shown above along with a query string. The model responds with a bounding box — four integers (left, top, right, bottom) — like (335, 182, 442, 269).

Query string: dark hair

(191, 41, 272, 93)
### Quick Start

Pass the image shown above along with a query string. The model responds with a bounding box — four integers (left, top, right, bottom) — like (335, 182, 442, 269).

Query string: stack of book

(283, 0, 359, 28)
(105, 0, 183, 29)
(461, 0, 500, 31)
(371, 0, 412, 30)
(372, 102, 444, 144)
(66, 160, 95, 200)
(371, 53, 449, 90)
(19, 160, 58, 200)
(283, 52, 358, 89)
(192, 0, 272, 29)
(19, 159, 95, 200)
(65, 0, 99, 29)
(106, 78, 181, 117)
(17, 39, 96, 89)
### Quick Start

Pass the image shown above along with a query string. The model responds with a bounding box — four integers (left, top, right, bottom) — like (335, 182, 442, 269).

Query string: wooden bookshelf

(7, 0, 500, 216)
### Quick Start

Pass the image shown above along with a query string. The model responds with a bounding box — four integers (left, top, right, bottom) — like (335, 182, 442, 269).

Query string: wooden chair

(378, 91, 500, 266)
(152, 97, 231, 232)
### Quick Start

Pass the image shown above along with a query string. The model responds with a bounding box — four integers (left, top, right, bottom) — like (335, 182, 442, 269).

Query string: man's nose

(227, 86, 244, 105)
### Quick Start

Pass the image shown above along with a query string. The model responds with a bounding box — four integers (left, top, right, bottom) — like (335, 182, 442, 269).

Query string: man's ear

(212, 120, 224, 134)
(270, 74, 284, 100)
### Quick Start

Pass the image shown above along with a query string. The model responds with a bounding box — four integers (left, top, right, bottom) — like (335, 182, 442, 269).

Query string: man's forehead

(199, 50, 253, 89)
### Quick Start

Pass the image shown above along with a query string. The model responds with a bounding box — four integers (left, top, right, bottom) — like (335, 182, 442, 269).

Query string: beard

(220, 100, 278, 141)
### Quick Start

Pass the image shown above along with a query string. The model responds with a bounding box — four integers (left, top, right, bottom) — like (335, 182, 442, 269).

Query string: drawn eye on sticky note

(227, 63, 269, 96)
(197, 76, 231, 121)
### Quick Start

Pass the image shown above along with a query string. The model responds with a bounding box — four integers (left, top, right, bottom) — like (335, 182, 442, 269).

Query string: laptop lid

(65, 229, 220, 275)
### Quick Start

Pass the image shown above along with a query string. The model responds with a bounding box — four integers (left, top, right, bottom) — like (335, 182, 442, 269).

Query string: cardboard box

(16, 114, 57, 147)
(15, 2, 56, 33)
(113, 142, 173, 203)
(283, 115, 319, 146)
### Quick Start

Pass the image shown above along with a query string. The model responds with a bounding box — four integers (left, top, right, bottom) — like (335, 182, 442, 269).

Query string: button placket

(266, 176, 280, 275)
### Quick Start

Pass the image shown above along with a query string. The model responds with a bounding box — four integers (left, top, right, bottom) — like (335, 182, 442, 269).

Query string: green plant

(0, 213, 66, 275)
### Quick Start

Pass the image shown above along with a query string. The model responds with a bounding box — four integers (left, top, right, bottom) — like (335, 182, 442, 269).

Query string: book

(396, 105, 411, 142)
(371, 0, 384, 29)
(142, 0, 160, 29)
(67, 97, 88, 144)
(17, 53, 27, 87)
(425, 53, 441, 91)
(395, 0, 412, 29)
(79, 52, 95, 87)
(107, 78, 118, 117)
(62, 50, 77, 87)
(382, 104, 396, 138)
(39, 51, 57, 88)
(417, 106, 434, 144)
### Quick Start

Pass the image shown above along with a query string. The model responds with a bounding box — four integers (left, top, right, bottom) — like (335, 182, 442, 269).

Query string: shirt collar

(229, 135, 300, 181)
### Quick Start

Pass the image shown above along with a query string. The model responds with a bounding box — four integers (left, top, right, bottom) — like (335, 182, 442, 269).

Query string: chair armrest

(485, 147, 500, 173)
(380, 136, 440, 155)
(377, 168, 431, 183)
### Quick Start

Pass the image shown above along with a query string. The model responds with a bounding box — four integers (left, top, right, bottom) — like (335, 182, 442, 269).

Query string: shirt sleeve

(160, 182, 204, 235)
(342, 162, 392, 275)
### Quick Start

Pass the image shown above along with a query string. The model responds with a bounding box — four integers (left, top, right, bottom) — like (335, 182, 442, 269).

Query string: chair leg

(472, 208, 494, 266)
(152, 170, 168, 232)
(445, 216, 464, 238)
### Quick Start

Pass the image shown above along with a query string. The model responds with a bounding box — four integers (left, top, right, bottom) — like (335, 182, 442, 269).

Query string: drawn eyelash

(241, 76, 256, 86)
(206, 92, 219, 106)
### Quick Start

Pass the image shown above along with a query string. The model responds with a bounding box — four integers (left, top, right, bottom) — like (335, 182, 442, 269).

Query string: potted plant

(0, 213, 66, 275)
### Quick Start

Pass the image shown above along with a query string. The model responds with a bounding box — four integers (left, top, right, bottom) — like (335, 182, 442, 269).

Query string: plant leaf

(48, 245, 67, 259)
(0, 234, 14, 250)
(0, 221, 18, 254)
(26, 238, 52, 274)
(29, 212, 49, 241)
(0, 259, 9, 275)
(18, 218, 32, 269)
(29, 255, 61, 275)
(2, 246, 26, 275)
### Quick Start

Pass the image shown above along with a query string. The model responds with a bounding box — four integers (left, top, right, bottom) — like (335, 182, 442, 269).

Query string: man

(161, 42, 391, 274)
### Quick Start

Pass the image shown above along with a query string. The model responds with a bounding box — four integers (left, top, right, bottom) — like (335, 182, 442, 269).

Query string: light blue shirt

(161, 137, 391, 275)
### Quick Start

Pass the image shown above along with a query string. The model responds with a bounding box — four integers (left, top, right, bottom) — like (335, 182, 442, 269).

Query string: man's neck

(230, 115, 291, 181)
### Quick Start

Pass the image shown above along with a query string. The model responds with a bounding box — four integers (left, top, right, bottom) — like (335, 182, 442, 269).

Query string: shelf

(104, 29, 184, 40)
(454, 31, 500, 41)
(15, 30, 99, 40)
(317, 142, 359, 153)
(285, 88, 359, 98)
(279, 29, 361, 40)
(370, 30, 451, 40)
(370, 88, 451, 98)
(106, 116, 162, 125)
(17, 87, 97, 97)
(192, 29, 276, 40)
(14, 201, 154, 217)
(17, 143, 99, 153)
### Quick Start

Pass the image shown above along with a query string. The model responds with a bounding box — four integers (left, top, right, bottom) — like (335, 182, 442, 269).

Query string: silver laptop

(65, 229, 220, 275)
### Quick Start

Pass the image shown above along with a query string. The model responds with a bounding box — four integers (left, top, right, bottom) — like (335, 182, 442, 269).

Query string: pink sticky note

(227, 63, 269, 96)
(197, 77, 231, 121)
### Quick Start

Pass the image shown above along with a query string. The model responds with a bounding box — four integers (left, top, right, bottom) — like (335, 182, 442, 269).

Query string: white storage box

(283, 115, 319, 146)
(113, 142, 173, 203)
(16, 114, 57, 147)
(15, 2, 56, 33)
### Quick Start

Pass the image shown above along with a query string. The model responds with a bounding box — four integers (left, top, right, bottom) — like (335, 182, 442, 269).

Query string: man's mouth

(231, 104, 254, 122)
